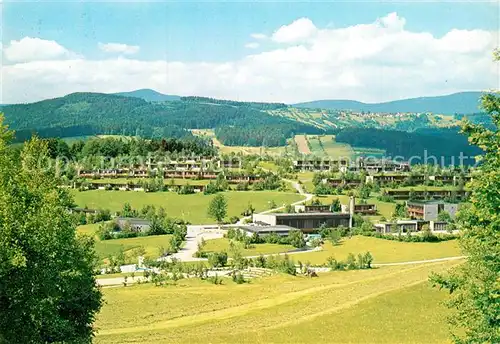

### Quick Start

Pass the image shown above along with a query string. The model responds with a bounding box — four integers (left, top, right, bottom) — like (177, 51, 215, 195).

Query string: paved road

(170, 225, 225, 261)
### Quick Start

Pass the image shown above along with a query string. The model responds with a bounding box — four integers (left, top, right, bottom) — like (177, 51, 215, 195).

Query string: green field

(353, 146, 387, 159)
(319, 135, 355, 158)
(298, 135, 355, 159)
(203, 238, 295, 257)
(192, 129, 293, 156)
(71, 190, 305, 224)
(291, 236, 461, 265)
(95, 260, 460, 343)
(77, 223, 172, 263)
(296, 171, 316, 193)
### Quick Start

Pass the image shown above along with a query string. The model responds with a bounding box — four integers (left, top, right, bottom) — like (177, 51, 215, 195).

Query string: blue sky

(4, 2, 498, 61)
(1, 1, 499, 104)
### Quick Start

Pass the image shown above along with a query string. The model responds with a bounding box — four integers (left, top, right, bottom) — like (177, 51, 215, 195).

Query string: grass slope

(203, 238, 295, 257)
(95, 260, 460, 343)
(71, 190, 305, 224)
(77, 223, 172, 263)
(293, 236, 461, 265)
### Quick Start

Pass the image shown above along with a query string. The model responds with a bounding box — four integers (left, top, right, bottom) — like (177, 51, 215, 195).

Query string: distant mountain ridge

(113, 89, 181, 102)
(293, 92, 484, 115)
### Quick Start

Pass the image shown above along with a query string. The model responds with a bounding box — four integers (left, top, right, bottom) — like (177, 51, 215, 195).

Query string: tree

(208, 251, 228, 268)
(269, 200, 277, 209)
(328, 230, 342, 246)
(207, 194, 227, 227)
(437, 210, 453, 222)
(330, 198, 342, 212)
(430, 80, 500, 343)
(288, 230, 306, 248)
(0, 126, 102, 343)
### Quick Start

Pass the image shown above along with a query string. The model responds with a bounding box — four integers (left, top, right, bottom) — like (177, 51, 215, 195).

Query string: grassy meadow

(203, 238, 295, 257)
(71, 190, 305, 224)
(94, 260, 460, 343)
(291, 236, 461, 265)
(77, 223, 172, 264)
(191, 129, 293, 156)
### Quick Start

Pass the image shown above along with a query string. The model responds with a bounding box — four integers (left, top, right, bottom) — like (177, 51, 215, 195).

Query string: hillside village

(1, 3, 498, 343)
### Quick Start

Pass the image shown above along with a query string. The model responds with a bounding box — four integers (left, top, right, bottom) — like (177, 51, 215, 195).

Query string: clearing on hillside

(191, 129, 292, 155)
(294, 135, 311, 154)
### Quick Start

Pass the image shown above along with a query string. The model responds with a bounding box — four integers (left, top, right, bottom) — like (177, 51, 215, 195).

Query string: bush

(288, 230, 306, 248)
(327, 251, 373, 271)
(232, 272, 247, 284)
(208, 274, 223, 285)
(178, 185, 195, 195)
(208, 251, 228, 268)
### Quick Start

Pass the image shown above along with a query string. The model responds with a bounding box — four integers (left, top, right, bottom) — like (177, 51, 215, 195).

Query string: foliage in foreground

(430, 88, 500, 343)
(0, 119, 102, 343)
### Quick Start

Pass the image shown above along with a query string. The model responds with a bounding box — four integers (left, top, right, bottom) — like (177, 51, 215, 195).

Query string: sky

(1, 1, 499, 104)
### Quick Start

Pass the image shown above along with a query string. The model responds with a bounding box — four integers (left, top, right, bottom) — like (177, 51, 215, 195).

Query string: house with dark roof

(116, 217, 151, 233)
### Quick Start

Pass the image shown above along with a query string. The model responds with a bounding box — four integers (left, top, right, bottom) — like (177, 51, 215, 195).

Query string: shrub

(232, 272, 247, 284)
(208, 251, 228, 268)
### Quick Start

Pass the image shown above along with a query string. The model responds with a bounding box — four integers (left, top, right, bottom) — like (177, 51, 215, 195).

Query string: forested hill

(294, 92, 483, 115)
(2, 92, 321, 145)
(113, 89, 181, 102)
(335, 127, 482, 165)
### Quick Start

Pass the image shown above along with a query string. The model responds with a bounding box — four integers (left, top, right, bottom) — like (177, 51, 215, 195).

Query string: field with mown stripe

(95, 260, 460, 343)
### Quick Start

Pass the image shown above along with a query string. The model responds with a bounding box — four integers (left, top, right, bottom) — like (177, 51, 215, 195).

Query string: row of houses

(384, 189, 469, 201)
(293, 158, 410, 173)
(374, 220, 452, 234)
(323, 174, 472, 188)
(77, 170, 265, 184)
(365, 174, 472, 185)
(74, 181, 206, 193)
(294, 199, 377, 216)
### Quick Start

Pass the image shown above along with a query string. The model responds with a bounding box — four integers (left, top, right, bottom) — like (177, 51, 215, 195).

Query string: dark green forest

(3, 93, 320, 146)
(43, 136, 216, 159)
(335, 127, 482, 165)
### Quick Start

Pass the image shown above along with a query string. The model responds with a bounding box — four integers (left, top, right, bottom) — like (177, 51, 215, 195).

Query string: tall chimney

(349, 196, 355, 229)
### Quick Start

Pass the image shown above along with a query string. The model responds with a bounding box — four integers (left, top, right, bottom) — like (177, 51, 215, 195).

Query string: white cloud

(3, 37, 77, 63)
(2, 13, 499, 105)
(378, 11, 406, 31)
(98, 42, 140, 55)
(245, 42, 260, 49)
(272, 17, 318, 43)
(250, 33, 267, 40)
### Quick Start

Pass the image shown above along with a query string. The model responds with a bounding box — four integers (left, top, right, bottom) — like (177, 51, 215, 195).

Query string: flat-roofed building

(341, 203, 377, 215)
(294, 204, 331, 213)
(252, 212, 351, 233)
(116, 217, 151, 233)
(406, 200, 459, 221)
(238, 225, 296, 237)
(374, 220, 427, 234)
